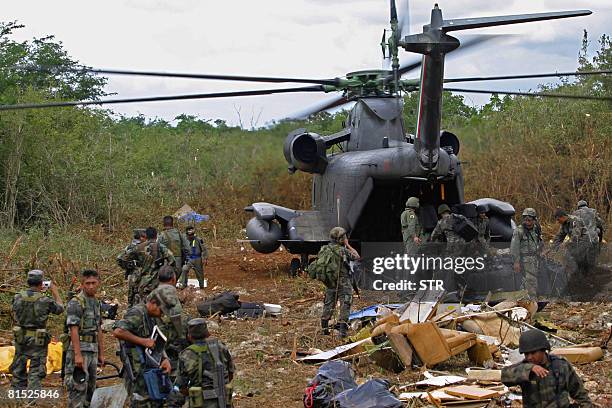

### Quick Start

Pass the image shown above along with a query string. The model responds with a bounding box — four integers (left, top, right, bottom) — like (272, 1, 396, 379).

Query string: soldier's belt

(79, 333, 97, 343)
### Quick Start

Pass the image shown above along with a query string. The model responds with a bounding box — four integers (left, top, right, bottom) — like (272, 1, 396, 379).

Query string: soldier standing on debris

(174, 318, 235, 408)
(502, 330, 593, 407)
(159, 216, 190, 281)
(573, 200, 605, 264)
(64, 269, 104, 408)
(311, 227, 360, 338)
(400, 197, 424, 255)
(138, 227, 176, 300)
(181, 226, 209, 290)
(551, 209, 593, 280)
(474, 205, 491, 254)
(112, 291, 174, 407)
(510, 208, 543, 297)
(430, 205, 468, 294)
(117, 229, 147, 306)
(10, 269, 64, 391)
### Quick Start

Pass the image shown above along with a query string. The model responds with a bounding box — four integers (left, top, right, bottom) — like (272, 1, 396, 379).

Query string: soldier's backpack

(308, 244, 342, 288)
(574, 208, 599, 242)
(451, 214, 478, 242)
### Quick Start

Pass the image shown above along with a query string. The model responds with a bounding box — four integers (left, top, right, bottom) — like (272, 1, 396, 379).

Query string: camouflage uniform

(182, 234, 209, 288)
(153, 284, 186, 375)
(510, 225, 542, 297)
(400, 208, 423, 255)
(573, 205, 605, 268)
(474, 215, 490, 254)
(118, 238, 147, 307)
(431, 212, 468, 291)
(158, 228, 190, 280)
(132, 241, 176, 301)
(64, 291, 102, 408)
(113, 303, 162, 407)
(175, 339, 235, 408)
(552, 215, 591, 278)
(320, 244, 357, 328)
(10, 288, 64, 390)
(501, 354, 593, 407)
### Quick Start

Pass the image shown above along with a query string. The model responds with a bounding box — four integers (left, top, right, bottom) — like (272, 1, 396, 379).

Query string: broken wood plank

(387, 332, 413, 367)
(465, 369, 502, 382)
(550, 347, 604, 364)
(403, 322, 451, 366)
(398, 289, 445, 323)
(445, 385, 500, 400)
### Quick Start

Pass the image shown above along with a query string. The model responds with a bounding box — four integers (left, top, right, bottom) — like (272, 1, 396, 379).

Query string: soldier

(573, 200, 605, 266)
(138, 227, 176, 301)
(502, 329, 593, 407)
(317, 227, 360, 338)
(510, 208, 543, 298)
(430, 205, 468, 294)
(64, 269, 104, 408)
(112, 291, 173, 407)
(118, 229, 147, 307)
(10, 269, 64, 391)
(400, 197, 424, 255)
(181, 226, 209, 289)
(175, 318, 235, 408)
(474, 205, 491, 254)
(158, 216, 190, 281)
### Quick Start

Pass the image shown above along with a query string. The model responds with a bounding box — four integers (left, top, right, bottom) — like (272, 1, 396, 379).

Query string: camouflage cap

(149, 284, 183, 317)
(187, 317, 209, 338)
(329, 227, 347, 242)
(522, 208, 537, 218)
(27, 269, 44, 283)
(437, 204, 451, 216)
(577, 200, 588, 208)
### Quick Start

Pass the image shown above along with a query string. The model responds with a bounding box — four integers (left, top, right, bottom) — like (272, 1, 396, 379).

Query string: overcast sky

(5, 0, 610, 127)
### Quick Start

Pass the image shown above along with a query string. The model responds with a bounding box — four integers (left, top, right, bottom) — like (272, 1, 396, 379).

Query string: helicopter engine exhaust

(283, 131, 328, 174)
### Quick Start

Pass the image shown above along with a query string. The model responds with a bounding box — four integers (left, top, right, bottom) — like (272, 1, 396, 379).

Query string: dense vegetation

(0, 23, 609, 251)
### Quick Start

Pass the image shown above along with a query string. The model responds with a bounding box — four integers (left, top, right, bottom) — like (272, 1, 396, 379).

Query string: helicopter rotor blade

(444, 70, 612, 83)
(397, 0, 410, 38)
(0, 85, 326, 111)
(444, 87, 612, 101)
(284, 93, 351, 121)
(8, 65, 338, 86)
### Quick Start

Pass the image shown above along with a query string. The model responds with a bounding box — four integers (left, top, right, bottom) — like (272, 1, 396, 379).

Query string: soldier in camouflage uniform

(64, 269, 104, 408)
(400, 197, 424, 255)
(158, 216, 190, 281)
(573, 200, 605, 266)
(552, 209, 591, 296)
(430, 205, 468, 293)
(175, 318, 235, 408)
(117, 229, 147, 307)
(502, 330, 592, 407)
(474, 205, 491, 255)
(510, 208, 543, 298)
(135, 227, 176, 301)
(319, 227, 360, 338)
(182, 226, 209, 289)
(10, 269, 64, 390)
(112, 291, 173, 407)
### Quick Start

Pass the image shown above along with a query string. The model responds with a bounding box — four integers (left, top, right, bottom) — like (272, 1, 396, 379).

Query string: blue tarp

(348, 304, 403, 321)
(178, 212, 210, 223)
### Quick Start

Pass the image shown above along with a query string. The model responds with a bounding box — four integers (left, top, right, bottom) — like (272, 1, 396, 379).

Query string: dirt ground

(1, 243, 610, 407)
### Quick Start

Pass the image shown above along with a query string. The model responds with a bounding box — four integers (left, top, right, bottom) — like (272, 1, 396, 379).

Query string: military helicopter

(2, 2, 610, 281)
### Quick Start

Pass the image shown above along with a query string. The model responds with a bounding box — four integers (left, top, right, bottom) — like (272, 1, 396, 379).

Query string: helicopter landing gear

(289, 254, 311, 277)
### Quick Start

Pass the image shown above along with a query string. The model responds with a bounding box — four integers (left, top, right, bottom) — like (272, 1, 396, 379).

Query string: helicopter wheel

(289, 258, 301, 277)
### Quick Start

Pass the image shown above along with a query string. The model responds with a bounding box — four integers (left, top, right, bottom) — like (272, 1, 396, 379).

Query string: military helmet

(72, 367, 87, 384)
(476, 204, 487, 213)
(522, 208, 537, 218)
(437, 204, 451, 216)
(329, 227, 347, 242)
(518, 329, 551, 354)
(187, 317, 209, 339)
(27, 269, 44, 284)
(577, 200, 588, 208)
(405, 197, 419, 209)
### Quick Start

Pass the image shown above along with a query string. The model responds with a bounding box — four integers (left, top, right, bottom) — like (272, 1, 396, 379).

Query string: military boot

(321, 319, 330, 335)
(338, 322, 348, 338)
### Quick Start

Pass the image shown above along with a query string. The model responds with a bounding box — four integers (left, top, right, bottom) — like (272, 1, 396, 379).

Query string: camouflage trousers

(520, 256, 539, 298)
(182, 257, 205, 288)
(321, 278, 353, 325)
(10, 340, 48, 390)
(128, 273, 141, 306)
(64, 349, 98, 408)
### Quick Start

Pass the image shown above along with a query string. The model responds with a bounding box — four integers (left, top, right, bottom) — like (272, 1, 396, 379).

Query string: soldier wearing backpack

(10, 269, 64, 391)
(573, 200, 605, 267)
(308, 227, 360, 338)
(511, 208, 544, 298)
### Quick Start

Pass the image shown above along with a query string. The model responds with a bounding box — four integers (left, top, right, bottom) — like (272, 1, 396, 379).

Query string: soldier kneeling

(175, 318, 235, 407)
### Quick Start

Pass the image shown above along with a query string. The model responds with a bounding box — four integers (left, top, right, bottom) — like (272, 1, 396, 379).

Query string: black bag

(333, 379, 402, 408)
(303, 361, 357, 408)
(197, 291, 241, 317)
(452, 215, 478, 242)
(234, 302, 265, 319)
